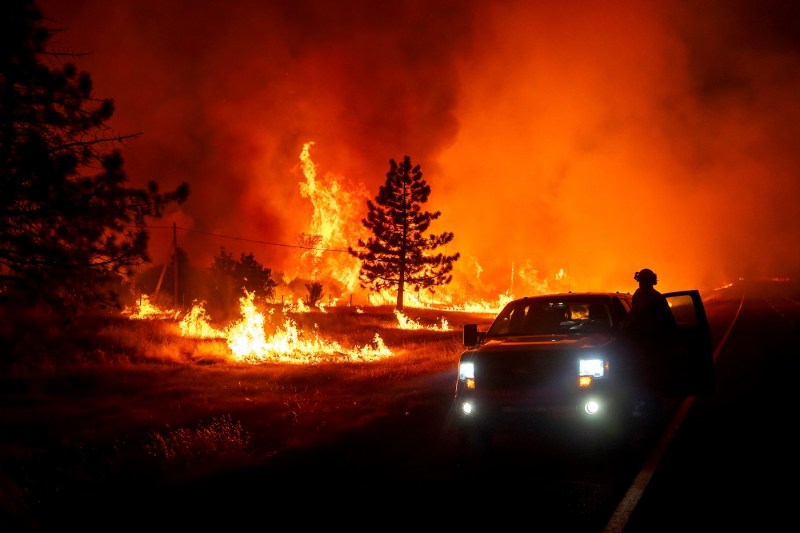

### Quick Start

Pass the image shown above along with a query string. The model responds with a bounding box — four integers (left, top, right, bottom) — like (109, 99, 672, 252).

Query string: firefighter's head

(634, 268, 657, 286)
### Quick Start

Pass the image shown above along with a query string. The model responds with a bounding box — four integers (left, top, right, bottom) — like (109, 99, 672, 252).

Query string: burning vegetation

(122, 289, 463, 365)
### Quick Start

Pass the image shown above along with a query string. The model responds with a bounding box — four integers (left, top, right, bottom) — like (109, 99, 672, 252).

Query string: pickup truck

(453, 291, 714, 449)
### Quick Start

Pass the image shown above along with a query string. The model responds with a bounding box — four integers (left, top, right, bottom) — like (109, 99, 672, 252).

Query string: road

(618, 280, 800, 532)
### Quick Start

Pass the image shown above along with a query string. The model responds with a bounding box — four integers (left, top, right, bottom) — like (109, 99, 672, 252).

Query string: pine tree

(348, 155, 460, 310)
(0, 0, 189, 310)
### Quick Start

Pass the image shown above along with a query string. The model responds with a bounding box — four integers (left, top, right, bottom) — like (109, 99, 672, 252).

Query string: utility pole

(173, 222, 179, 308)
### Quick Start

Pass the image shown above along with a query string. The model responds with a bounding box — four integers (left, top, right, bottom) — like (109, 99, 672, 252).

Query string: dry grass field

(0, 302, 495, 529)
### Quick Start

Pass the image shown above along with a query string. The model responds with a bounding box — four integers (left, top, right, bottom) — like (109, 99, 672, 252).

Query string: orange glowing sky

(38, 0, 800, 303)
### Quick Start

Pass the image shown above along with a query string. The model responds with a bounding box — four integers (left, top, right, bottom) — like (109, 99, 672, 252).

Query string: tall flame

(296, 142, 364, 293)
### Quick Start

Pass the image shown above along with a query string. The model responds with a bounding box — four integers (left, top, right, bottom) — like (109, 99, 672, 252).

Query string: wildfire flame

(393, 310, 451, 331)
(124, 294, 179, 320)
(286, 298, 311, 313)
(449, 290, 515, 314)
(179, 302, 225, 339)
(296, 141, 364, 293)
(131, 291, 393, 365)
(291, 142, 568, 311)
(226, 291, 392, 364)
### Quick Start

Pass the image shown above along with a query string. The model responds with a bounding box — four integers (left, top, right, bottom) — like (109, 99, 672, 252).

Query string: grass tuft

(144, 414, 252, 474)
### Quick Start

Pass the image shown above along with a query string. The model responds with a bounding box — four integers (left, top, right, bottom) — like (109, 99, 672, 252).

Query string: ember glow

(39, 0, 800, 304)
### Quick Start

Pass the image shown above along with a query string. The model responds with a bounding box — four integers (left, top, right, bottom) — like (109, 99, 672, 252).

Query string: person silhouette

(627, 268, 676, 340)
(622, 268, 679, 414)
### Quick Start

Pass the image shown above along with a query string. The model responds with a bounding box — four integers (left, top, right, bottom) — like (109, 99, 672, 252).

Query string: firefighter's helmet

(634, 268, 658, 285)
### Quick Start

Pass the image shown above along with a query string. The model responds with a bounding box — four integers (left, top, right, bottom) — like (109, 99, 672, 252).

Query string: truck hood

(477, 333, 616, 353)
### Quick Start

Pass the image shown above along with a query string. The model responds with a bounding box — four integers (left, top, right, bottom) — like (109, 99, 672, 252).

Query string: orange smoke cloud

(38, 0, 800, 304)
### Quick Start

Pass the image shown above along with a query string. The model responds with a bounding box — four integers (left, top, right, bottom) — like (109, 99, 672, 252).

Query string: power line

(139, 224, 354, 253)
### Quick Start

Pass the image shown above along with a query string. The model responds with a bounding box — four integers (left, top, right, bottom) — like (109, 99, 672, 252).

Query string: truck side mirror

(463, 324, 479, 346)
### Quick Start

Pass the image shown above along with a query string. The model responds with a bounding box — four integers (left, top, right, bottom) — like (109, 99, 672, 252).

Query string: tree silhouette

(0, 0, 189, 310)
(305, 281, 324, 307)
(210, 247, 277, 319)
(348, 156, 460, 310)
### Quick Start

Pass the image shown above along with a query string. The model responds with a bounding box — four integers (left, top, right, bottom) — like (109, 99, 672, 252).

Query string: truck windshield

(486, 299, 612, 336)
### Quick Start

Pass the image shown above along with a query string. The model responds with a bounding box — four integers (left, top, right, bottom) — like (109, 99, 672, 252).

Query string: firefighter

(627, 268, 676, 341)
(623, 268, 679, 416)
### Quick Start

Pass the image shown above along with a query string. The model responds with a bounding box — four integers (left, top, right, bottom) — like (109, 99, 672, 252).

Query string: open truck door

(663, 290, 715, 396)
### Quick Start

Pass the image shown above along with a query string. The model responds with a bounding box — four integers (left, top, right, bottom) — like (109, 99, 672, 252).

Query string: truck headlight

(579, 357, 606, 378)
(584, 399, 601, 415)
(459, 361, 475, 381)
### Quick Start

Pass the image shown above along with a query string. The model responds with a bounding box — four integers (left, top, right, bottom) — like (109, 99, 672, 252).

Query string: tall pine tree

(0, 0, 189, 310)
(348, 156, 459, 310)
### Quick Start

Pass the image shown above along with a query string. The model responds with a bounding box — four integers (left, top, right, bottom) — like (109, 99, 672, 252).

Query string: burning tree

(348, 156, 460, 311)
(0, 1, 189, 310)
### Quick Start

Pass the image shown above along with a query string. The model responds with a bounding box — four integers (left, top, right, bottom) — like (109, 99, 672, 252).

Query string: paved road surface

(614, 282, 799, 532)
